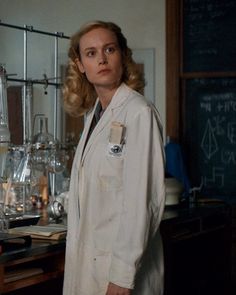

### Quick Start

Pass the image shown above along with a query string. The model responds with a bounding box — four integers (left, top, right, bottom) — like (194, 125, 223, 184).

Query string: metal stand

(0, 20, 70, 143)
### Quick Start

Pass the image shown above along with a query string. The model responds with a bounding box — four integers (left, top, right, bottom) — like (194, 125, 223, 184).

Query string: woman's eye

(86, 50, 95, 57)
(105, 47, 115, 54)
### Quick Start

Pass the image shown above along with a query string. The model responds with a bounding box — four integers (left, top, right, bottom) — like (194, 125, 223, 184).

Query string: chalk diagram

(200, 120, 225, 188)
(201, 119, 218, 160)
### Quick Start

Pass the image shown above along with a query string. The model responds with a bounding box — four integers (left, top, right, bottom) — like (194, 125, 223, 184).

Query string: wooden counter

(0, 236, 65, 294)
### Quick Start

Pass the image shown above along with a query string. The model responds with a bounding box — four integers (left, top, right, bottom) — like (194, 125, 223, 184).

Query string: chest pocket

(98, 155, 124, 191)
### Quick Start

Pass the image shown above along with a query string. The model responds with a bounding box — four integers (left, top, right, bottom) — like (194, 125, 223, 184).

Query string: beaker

(32, 114, 56, 171)
(9, 145, 36, 214)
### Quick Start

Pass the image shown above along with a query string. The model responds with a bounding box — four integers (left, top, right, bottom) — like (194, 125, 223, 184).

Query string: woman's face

(76, 27, 123, 92)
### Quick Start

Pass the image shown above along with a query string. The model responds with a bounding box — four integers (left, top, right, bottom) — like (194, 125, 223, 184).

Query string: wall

(0, 0, 166, 139)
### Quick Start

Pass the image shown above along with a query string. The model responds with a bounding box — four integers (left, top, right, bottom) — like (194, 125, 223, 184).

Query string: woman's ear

(75, 58, 85, 73)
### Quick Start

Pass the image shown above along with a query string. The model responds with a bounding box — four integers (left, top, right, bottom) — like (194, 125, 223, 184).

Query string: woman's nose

(98, 52, 108, 65)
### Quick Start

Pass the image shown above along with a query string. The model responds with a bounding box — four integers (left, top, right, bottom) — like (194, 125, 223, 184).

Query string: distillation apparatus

(0, 21, 72, 225)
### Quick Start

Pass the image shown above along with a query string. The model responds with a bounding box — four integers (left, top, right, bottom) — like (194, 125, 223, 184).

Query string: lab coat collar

(106, 82, 131, 110)
(81, 83, 131, 161)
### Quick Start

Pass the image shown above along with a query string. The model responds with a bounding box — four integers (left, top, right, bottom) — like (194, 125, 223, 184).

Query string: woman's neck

(95, 84, 119, 110)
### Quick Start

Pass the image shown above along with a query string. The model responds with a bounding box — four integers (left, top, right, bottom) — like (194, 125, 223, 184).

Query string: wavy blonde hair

(63, 20, 145, 117)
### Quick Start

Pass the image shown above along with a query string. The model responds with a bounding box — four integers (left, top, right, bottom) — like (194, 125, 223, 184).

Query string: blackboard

(183, 0, 236, 72)
(184, 78, 236, 196)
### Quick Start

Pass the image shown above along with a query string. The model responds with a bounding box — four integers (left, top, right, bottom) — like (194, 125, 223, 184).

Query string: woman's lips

(97, 68, 111, 74)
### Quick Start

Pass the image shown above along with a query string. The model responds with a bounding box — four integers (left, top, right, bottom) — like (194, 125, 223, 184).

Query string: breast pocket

(98, 155, 124, 191)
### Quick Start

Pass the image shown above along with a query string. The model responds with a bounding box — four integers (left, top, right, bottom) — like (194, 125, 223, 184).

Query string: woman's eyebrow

(83, 46, 95, 52)
(83, 42, 118, 51)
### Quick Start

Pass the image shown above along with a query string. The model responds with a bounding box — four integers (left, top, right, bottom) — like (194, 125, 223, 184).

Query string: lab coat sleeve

(109, 104, 166, 289)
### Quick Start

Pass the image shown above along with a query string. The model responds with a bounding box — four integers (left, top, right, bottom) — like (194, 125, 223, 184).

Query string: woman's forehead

(79, 27, 118, 49)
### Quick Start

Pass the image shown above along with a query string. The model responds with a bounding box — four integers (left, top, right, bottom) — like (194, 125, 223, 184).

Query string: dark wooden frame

(166, 0, 236, 141)
(166, 0, 181, 141)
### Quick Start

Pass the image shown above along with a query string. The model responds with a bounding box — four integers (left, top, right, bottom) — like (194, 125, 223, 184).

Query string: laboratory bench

(0, 237, 65, 294)
(0, 202, 232, 295)
(161, 201, 232, 295)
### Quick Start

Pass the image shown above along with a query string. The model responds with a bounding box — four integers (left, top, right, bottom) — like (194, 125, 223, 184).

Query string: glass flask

(13, 147, 32, 184)
(48, 147, 67, 174)
(32, 114, 59, 200)
(32, 114, 54, 146)
(9, 145, 35, 214)
(32, 114, 56, 171)
(2, 147, 23, 216)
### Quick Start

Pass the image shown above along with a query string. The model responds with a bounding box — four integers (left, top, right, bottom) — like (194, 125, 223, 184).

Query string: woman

(63, 20, 165, 295)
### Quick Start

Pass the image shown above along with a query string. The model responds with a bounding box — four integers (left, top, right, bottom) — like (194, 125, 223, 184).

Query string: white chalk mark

(201, 119, 218, 159)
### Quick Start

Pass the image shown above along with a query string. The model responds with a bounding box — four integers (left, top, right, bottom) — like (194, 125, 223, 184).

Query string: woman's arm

(108, 104, 165, 289)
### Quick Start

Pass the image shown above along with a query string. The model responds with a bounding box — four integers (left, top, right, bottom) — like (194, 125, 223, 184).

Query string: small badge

(108, 121, 126, 157)
(108, 143, 123, 157)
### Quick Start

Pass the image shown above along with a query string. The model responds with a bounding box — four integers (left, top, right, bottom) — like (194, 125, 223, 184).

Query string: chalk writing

(202, 167, 224, 188)
(185, 78, 236, 196)
(213, 116, 225, 136)
(221, 149, 236, 165)
(183, 0, 236, 71)
(228, 122, 236, 144)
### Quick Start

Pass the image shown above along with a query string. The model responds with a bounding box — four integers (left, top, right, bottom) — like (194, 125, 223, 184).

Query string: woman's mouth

(98, 69, 111, 74)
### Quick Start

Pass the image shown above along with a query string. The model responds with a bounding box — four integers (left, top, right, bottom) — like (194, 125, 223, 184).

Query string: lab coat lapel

(81, 104, 112, 161)
(81, 83, 130, 161)
(76, 105, 97, 164)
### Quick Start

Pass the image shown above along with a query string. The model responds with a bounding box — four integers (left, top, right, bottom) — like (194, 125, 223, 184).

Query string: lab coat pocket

(99, 155, 124, 191)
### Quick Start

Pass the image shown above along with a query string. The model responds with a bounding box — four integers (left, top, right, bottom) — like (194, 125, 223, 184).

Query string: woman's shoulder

(124, 84, 154, 114)
(121, 84, 147, 105)
(121, 84, 162, 126)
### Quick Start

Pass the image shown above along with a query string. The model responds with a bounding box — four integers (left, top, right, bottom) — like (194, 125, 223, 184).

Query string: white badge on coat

(108, 121, 125, 157)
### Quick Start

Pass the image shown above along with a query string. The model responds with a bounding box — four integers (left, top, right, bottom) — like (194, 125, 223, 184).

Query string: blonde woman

(63, 21, 165, 295)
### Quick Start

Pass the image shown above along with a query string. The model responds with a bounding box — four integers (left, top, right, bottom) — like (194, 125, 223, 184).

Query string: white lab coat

(63, 83, 165, 295)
